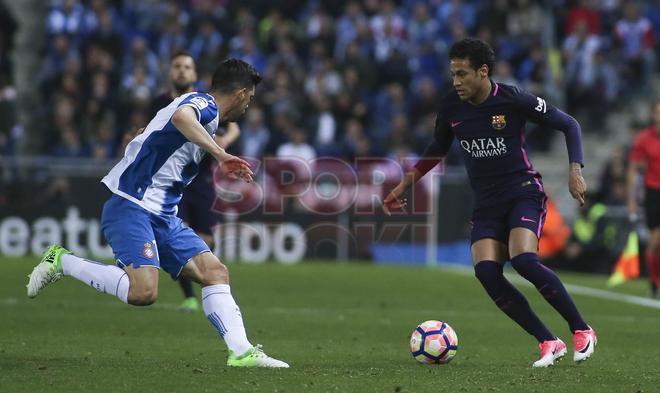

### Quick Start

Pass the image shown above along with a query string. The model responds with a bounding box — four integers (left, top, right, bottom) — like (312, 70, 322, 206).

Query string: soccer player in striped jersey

(27, 59, 289, 368)
(384, 38, 596, 367)
(149, 52, 241, 313)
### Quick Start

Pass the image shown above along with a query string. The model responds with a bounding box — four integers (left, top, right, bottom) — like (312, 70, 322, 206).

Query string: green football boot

(26, 245, 71, 298)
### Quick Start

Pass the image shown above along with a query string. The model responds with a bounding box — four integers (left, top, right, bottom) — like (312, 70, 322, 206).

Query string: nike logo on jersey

(521, 216, 537, 223)
(450, 121, 464, 128)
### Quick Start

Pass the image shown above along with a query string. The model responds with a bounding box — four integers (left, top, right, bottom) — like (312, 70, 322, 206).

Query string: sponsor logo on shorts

(143, 242, 155, 259)
(521, 216, 537, 223)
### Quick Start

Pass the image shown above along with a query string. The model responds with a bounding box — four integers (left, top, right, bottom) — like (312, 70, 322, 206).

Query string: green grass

(1, 257, 658, 393)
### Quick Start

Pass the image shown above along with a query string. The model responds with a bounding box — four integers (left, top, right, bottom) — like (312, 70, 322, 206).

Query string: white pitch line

(439, 264, 660, 310)
(561, 283, 660, 310)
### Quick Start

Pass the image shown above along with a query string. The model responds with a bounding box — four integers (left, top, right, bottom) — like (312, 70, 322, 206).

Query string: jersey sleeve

(513, 88, 584, 166)
(414, 108, 454, 176)
(629, 133, 647, 164)
(178, 93, 218, 126)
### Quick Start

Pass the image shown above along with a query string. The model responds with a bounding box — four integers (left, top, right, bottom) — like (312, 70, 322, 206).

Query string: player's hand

(218, 154, 254, 183)
(568, 164, 586, 207)
(383, 185, 408, 216)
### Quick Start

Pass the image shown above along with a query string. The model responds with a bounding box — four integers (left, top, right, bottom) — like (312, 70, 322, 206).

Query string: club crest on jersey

(491, 115, 506, 130)
(143, 242, 155, 259)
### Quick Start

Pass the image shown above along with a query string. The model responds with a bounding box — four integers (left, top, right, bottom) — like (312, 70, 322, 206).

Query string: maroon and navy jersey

(416, 81, 583, 206)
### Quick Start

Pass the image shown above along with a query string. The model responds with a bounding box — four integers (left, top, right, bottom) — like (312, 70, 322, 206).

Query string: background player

(27, 59, 289, 368)
(627, 99, 660, 298)
(384, 38, 596, 368)
(150, 52, 241, 312)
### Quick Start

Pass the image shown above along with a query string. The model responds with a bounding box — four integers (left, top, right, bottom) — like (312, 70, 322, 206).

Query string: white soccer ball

(409, 320, 458, 364)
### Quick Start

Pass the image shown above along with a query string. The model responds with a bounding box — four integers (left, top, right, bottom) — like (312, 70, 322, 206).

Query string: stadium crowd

(0, 0, 658, 163)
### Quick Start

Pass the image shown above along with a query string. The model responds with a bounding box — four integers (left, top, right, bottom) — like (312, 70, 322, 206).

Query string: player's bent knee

(199, 258, 229, 286)
(127, 285, 158, 306)
(474, 260, 501, 281)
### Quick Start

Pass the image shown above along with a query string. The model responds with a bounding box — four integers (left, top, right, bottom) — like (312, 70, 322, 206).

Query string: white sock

(61, 254, 129, 303)
(202, 284, 252, 355)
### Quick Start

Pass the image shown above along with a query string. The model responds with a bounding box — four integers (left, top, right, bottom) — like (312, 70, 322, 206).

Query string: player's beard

(173, 80, 193, 96)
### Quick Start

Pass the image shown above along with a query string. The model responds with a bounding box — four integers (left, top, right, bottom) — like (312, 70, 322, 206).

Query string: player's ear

(480, 65, 489, 79)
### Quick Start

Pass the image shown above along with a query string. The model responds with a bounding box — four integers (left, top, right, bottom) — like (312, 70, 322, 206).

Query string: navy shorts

(470, 188, 548, 245)
(102, 194, 210, 279)
(177, 172, 220, 236)
(645, 187, 660, 229)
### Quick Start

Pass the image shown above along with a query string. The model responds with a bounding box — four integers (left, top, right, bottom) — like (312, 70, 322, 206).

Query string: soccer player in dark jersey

(150, 52, 240, 312)
(627, 99, 660, 298)
(384, 38, 596, 367)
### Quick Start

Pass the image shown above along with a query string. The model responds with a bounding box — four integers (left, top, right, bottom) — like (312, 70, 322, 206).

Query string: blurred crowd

(0, 0, 658, 162)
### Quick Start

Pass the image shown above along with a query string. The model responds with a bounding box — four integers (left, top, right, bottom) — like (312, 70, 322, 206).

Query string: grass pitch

(1, 257, 658, 393)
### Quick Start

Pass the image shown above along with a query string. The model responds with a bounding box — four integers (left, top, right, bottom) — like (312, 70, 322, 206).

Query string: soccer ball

(409, 320, 458, 364)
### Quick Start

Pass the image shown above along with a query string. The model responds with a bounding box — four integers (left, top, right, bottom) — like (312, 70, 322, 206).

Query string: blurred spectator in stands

(0, 70, 18, 156)
(335, 1, 367, 60)
(122, 36, 159, 88)
(409, 76, 439, 128)
(266, 38, 305, 82)
(90, 113, 116, 160)
(308, 95, 339, 156)
(341, 118, 366, 160)
(408, 2, 440, 52)
(492, 60, 520, 87)
(122, 65, 155, 105)
(304, 58, 343, 97)
(340, 41, 375, 89)
(564, 0, 602, 35)
(614, 2, 656, 96)
(370, 0, 406, 44)
(646, 0, 660, 44)
(157, 17, 188, 65)
(371, 82, 408, 153)
(190, 18, 223, 67)
(39, 34, 79, 88)
(597, 146, 629, 203)
(277, 126, 316, 163)
(238, 106, 270, 161)
(47, 0, 85, 35)
(507, 0, 542, 44)
(436, 0, 477, 37)
(388, 113, 410, 153)
(563, 20, 601, 127)
(51, 127, 89, 158)
(85, 7, 122, 60)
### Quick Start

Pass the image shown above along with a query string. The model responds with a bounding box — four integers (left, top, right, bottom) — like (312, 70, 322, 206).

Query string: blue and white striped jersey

(102, 92, 220, 215)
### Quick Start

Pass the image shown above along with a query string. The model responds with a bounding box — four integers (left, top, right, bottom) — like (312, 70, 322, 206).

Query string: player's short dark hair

(211, 59, 262, 94)
(170, 51, 194, 64)
(449, 38, 496, 76)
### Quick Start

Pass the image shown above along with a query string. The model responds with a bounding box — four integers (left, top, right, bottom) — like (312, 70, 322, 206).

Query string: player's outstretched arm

(384, 112, 453, 215)
(568, 162, 586, 207)
(383, 168, 424, 215)
(171, 106, 253, 182)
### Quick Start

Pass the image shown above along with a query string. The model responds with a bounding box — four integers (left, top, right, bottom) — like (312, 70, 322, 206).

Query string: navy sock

(511, 253, 589, 333)
(474, 261, 555, 342)
(178, 276, 195, 298)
